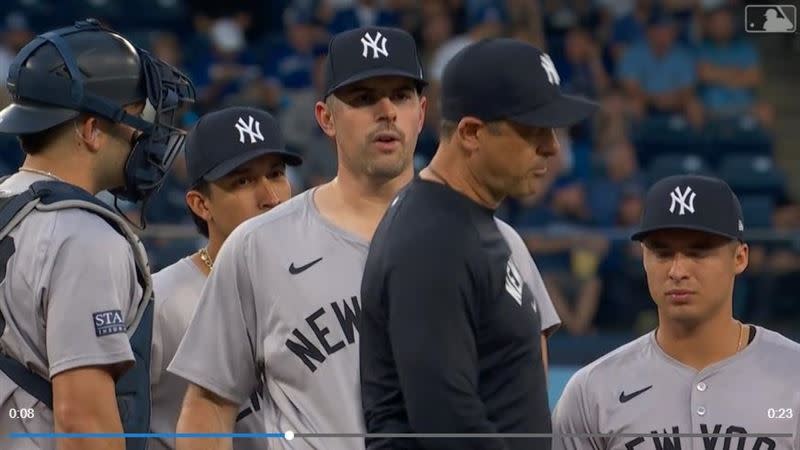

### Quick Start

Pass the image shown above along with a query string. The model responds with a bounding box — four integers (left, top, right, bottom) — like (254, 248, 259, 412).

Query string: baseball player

(149, 106, 302, 450)
(0, 19, 194, 450)
(166, 26, 428, 450)
(359, 38, 596, 450)
(552, 174, 800, 450)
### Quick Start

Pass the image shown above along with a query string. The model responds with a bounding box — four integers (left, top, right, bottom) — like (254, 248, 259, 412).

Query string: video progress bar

(8, 432, 795, 439)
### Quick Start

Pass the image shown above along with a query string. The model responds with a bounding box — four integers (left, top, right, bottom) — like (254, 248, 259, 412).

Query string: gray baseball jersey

(150, 256, 267, 450)
(0, 172, 140, 450)
(552, 327, 800, 450)
(168, 188, 560, 450)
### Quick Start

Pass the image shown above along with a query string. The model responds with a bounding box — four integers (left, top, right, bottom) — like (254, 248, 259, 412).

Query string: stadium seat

(632, 116, 707, 167)
(704, 118, 773, 165)
(738, 194, 775, 228)
(646, 153, 713, 185)
(718, 154, 785, 197)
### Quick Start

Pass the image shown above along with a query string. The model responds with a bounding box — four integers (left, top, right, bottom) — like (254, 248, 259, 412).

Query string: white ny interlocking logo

(235, 115, 264, 144)
(669, 186, 696, 215)
(361, 31, 388, 59)
(540, 54, 560, 85)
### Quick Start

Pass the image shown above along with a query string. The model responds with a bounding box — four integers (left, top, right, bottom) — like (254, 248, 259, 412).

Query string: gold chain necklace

(198, 247, 213, 271)
(18, 167, 65, 182)
(736, 320, 746, 352)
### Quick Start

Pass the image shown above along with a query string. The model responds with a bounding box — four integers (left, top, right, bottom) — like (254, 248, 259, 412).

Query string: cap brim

(202, 148, 303, 182)
(0, 103, 80, 134)
(327, 68, 428, 97)
(508, 93, 599, 128)
(631, 225, 741, 242)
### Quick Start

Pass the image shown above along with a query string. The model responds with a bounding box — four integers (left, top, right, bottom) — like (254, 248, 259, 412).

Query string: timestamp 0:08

(767, 408, 793, 419)
(8, 408, 35, 419)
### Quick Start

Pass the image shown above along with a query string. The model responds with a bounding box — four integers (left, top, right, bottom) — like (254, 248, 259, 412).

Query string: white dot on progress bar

(285, 431, 295, 440)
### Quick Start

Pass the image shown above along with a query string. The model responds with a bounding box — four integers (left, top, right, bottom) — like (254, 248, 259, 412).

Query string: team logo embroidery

(669, 186, 696, 215)
(540, 54, 560, 85)
(235, 115, 264, 144)
(361, 31, 388, 59)
(505, 258, 523, 305)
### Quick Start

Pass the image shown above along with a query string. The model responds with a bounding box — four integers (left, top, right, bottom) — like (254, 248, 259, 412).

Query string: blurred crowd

(0, 0, 798, 337)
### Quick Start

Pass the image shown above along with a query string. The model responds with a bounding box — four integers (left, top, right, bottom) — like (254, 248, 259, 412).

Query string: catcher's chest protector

(0, 180, 153, 450)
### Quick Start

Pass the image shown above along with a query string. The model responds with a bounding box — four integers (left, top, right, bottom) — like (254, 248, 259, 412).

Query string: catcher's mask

(0, 18, 196, 227)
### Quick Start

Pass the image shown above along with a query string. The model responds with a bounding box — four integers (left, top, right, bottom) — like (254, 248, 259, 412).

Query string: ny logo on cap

(361, 31, 388, 59)
(540, 54, 560, 85)
(235, 115, 264, 144)
(669, 186, 696, 215)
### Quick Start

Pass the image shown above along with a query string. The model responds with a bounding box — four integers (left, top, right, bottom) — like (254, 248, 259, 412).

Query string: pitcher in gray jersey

(168, 26, 429, 450)
(149, 106, 301, 450)
(553, 175, 800, 450)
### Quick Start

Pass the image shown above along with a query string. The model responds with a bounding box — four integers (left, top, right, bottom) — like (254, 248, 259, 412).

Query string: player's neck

(424, 149, 503, 210)
(314, 166, 413, 241)
(21, 152, 98, 194)
(656, 313, 745, 371)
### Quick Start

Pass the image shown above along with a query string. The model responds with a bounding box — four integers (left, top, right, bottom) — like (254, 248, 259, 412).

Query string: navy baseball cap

(323, 26, 427, 98)
(631, 175, 744, 242)
(440, 38, 598, 128)
(185, 106, 302, 187)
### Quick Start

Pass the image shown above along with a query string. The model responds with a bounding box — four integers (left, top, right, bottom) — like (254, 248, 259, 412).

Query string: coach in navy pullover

(359, 38, 598, 450)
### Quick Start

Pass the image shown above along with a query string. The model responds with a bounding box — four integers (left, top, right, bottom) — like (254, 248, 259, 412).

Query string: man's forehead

(337, 76, 417, 93)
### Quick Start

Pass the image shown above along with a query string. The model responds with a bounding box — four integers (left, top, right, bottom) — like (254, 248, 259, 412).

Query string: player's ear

(186, 189, 212, 223)
(417, 95, 427, 133)
(315, 98, 336, 138)
(457, 117, 482, 155)
(733, 241, 748, 275)
(75, 116, 103, 153)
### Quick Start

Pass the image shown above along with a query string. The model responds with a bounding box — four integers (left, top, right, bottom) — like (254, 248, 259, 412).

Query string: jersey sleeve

(167, 231, 259, 405)
(45, 214, 136, 377)
(384, 230, 507, 450)
(551, 369, 603, 450)
(529, 256, 561, 336)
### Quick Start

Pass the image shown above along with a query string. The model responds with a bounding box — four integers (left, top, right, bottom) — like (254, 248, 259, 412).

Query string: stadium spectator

(588, 138, 645, 226)
(609, 0, 654, 62)
(618, 10, 704, 128)
(327, 0, 400, 34)
(515, 177, 607, 336)
(696, 5, 774, 128)
(190, 17, 261, 110)
(429, 2, 505, 82)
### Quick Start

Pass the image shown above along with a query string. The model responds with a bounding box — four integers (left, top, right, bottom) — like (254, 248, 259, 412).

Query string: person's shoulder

(494, 217, 525, 246)
(229, 189, 313, 244)
(153, 256, 199, 297)
(753, 326, 800, 355)
(47, 207, 130, 252)
(374, 182, 479, 263)
(383, 181, 476, 242)
(568, 333, 653, 389)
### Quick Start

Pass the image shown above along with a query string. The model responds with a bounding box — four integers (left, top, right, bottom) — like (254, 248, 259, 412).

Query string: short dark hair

(17, 120, 75, 155)
(439, 118, 503, 141)
(189, 181, 211, 238)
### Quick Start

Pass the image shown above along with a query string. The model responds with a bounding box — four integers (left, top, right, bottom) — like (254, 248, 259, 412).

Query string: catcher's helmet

(0, 21, 144, 134)
(0, 19, 196, 220)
